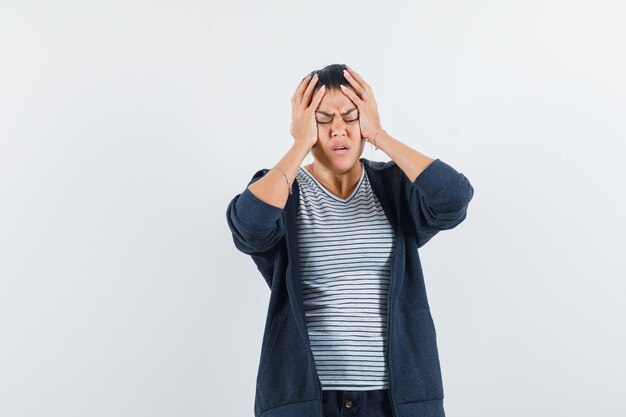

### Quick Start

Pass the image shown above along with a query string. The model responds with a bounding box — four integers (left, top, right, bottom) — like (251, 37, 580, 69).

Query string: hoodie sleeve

(225, 168, 286, 286)
(403, 158, 474, 248)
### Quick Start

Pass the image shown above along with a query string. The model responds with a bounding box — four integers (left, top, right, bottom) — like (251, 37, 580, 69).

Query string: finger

(301, 73, 319, 107)
(339, 84, 362, 104)
(342, 69, 364, 95)
(309, 84, 326, 109)
(344, 67, 371, 91)
(293, 74, 312, 104)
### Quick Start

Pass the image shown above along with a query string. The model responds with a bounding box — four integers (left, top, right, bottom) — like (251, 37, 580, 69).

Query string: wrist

(369, 128, 386, 150)
(292, 139, 312, 150)
(291, 140, 313, 159)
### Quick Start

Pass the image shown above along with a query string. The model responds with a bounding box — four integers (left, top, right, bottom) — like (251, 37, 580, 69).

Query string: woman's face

(311, 88, 365, 170)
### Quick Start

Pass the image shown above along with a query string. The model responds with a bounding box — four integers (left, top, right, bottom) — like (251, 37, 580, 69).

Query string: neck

(307, 161, 363, 198)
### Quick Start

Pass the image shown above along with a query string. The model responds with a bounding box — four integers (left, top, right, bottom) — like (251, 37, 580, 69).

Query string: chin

(330, 155, 359, 167)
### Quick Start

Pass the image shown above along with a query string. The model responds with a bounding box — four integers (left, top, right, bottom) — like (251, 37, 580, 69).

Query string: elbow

(235, 221, 285, 253)
(421, 175, 474, 229)
(226, 197, 286, 254)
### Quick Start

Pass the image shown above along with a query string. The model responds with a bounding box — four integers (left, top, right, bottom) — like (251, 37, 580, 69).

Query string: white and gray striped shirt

(295, 162, 396, 391)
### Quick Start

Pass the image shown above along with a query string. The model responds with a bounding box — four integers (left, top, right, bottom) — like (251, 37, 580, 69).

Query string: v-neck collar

(300, 162, 365, 203)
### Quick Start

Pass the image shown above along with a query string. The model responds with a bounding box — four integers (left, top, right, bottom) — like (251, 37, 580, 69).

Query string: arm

(226, 71, 326, 284)
(374, 131, 474, 247)
(226, 174, 284, 288)
(225, 141, 311, 284)
(227, 140, 310, 249)
(372, 130, 436, 183)
(246, 141, 311, 210)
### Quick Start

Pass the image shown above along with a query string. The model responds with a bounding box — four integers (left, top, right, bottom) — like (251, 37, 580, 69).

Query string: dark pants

(322, 388, 393, 417)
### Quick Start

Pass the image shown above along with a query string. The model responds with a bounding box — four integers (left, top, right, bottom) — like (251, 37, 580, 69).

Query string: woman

(226, 63, 474, 417)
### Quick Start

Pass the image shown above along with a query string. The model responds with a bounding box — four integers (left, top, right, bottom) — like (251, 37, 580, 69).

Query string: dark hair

(307, 63, 353, 93)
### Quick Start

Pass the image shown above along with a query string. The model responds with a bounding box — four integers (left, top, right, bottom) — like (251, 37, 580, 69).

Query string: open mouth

(332, 146, 349, 154)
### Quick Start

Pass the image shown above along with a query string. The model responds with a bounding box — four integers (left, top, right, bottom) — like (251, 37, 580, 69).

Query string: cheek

(350, 123, 362, 135)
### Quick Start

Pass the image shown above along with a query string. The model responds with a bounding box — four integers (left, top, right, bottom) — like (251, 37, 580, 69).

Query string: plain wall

(1, 1, 625, 416)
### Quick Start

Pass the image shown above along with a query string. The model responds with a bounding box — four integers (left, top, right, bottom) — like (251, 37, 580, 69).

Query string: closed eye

(317, 117, 359, 124)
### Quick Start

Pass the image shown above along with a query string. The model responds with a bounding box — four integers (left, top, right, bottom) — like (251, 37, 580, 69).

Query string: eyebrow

(315, 108, 358, 117)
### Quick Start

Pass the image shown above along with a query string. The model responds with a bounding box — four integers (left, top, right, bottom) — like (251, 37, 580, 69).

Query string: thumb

(310, 85, 326, 109)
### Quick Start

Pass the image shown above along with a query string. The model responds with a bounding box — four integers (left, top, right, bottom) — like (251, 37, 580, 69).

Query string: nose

(330, 118, 348, 137)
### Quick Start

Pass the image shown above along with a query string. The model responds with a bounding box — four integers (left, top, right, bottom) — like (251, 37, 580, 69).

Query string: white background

(1, 1, 625, 416)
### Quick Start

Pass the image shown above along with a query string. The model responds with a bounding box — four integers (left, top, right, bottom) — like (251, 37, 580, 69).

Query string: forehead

(316, 88, 355, 112)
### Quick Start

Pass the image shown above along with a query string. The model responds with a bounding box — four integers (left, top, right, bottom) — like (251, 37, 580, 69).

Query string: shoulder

(360, 157, 396, 171)
(247, 167, 272, 186)
(360, 157, 404, 181)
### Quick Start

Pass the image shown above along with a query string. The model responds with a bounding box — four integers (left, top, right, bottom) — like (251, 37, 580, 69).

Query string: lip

(331, 142, 351, 151)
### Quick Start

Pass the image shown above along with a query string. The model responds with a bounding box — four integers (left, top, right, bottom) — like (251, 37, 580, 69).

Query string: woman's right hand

(290, 73, 326, 149)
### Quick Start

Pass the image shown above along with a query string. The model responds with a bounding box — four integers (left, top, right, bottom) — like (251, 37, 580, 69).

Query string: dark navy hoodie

(226, 157, 474, 417)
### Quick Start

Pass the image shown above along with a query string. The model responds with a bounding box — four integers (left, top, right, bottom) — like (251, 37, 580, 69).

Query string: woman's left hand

(340, 67, 384, 143)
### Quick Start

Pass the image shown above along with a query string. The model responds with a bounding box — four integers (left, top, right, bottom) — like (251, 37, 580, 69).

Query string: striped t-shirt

(295, 162, 396, 391)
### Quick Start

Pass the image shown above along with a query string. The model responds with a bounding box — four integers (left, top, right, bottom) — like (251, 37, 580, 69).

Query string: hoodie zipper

(316, 371, 324, 416)
(386, 242, 397, 417)
(289, 182, 325, 416)
(304, 336, 324, 416)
